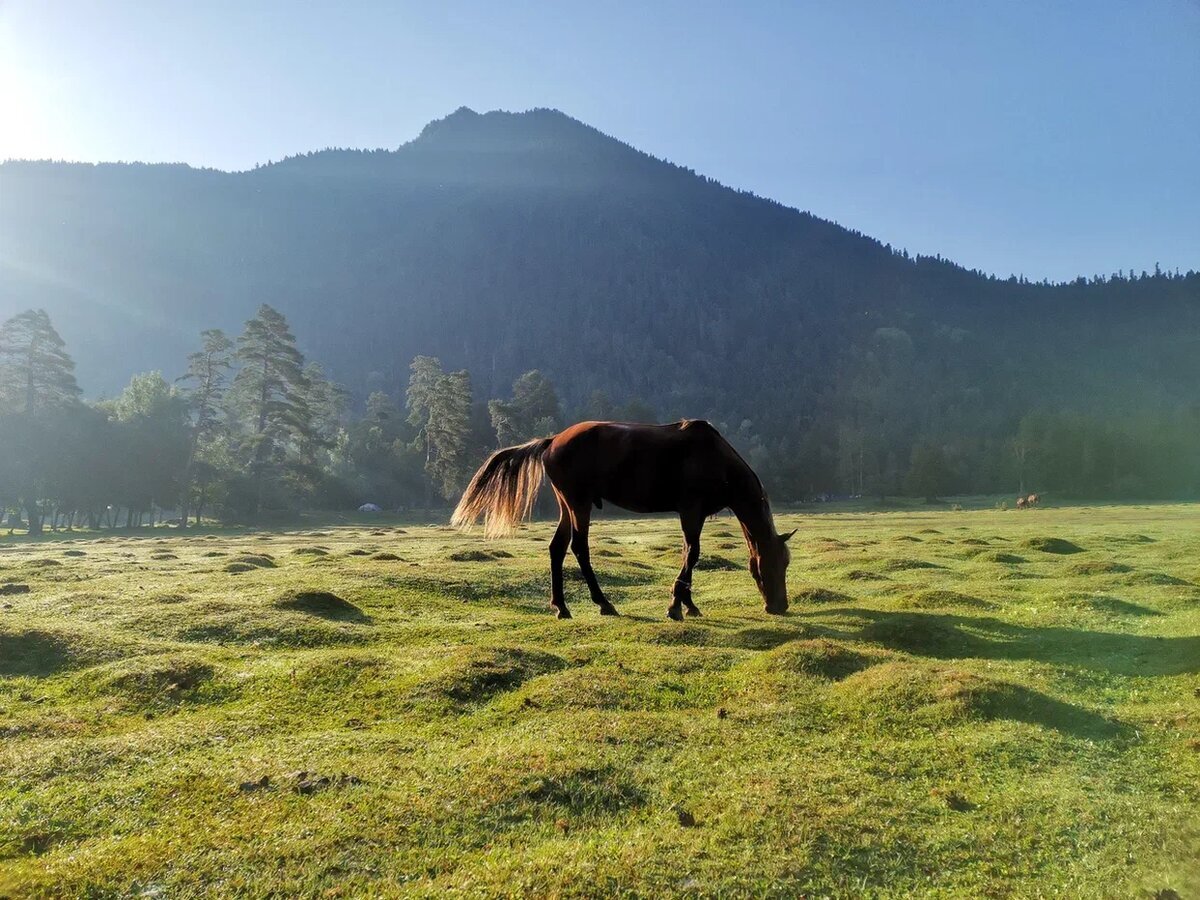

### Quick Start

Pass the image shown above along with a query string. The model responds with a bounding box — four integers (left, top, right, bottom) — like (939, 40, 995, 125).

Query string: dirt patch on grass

(0, 582, 31, 595)
(449, 549, 514, 562)
(1022, 536, 1084, 554)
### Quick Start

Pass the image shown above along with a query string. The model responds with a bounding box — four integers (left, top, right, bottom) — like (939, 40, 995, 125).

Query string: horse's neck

(729, 487, 776, 554)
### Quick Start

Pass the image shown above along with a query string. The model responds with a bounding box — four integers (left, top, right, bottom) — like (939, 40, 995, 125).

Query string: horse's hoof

(666, 606, 684, 622)
(599, 603, 620, 616)
(685, 607, 702, 617)
(553, 605, 572, 620)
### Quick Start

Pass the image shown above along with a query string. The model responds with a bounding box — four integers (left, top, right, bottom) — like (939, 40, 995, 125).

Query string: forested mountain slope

(3, 107, 1197, 497)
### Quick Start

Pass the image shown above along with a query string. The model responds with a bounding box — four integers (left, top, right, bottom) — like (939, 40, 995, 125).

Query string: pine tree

(425, 369, 473, 499)
(0, 310, 82, 533)
(177, 329, 233, 526)
(228, 305, 312, 515)
(0, 309, 81, 414)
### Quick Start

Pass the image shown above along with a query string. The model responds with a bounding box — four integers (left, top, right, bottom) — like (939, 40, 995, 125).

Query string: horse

(1016, 496, 1028, 509)
(1026, 492, 1040, 507)
(452, 420, 795, 621)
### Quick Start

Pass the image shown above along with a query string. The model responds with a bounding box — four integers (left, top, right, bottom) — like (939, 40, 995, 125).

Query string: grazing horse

(1016, 496, 1028, 509)
(1026, 492, 1041, 507)
(452, 420, 795, 620)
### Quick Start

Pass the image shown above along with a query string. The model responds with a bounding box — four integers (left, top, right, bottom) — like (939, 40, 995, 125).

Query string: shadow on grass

(801, 608, 1200, 676)
(0, 630, 79, 677)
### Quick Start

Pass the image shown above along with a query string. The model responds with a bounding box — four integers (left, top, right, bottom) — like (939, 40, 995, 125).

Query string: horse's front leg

(669, 513, 703, 621)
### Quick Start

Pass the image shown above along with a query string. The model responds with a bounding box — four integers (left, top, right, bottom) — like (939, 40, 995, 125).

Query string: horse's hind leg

(669, 510, 703, 621)
(549, 493, 572, 619)
(568, 501, 618, 616)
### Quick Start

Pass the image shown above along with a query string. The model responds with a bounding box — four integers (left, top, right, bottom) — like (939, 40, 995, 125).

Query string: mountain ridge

(2, 108, 1197, 498)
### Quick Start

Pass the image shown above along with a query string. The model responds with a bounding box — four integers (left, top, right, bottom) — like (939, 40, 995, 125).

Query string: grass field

(1, 503, 1198, 898)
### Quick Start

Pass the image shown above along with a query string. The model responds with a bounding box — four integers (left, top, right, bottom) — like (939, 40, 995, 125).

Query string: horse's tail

(451, 437, 553, 537)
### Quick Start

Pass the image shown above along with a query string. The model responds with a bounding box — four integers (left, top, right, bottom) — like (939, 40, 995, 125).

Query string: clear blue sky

(3, 1, 1198, 281)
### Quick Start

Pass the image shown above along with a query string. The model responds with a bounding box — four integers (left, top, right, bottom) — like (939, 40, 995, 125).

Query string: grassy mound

(370, 552, 401, 561)
(883, 557, 941, 571)
(292, 547, 329, 556)
(761, 638, 877, 680)
(695, 554, 740, 571)
(412, 646, 566, 708)
(845, 569, 889, 581)
(986, 551, 1027, 564)
(90, 653, 217, 706)
(273, 590, 367, 622)
(1022, 536, 1084, 554)
(792, 586, 854, 604)
(1070, 560, 1133, 576)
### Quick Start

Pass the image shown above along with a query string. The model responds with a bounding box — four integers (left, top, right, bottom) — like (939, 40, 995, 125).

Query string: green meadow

(1, 504, 1198, 898)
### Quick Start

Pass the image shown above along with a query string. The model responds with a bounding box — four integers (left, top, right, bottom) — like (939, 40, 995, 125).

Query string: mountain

(2, 107, 1199, 495)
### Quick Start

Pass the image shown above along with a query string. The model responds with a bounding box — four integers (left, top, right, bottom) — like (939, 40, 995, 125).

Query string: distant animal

(1016, 496, 1028, 509)
(452, 420, 795, 620)
(1026, 493, 1041, 507)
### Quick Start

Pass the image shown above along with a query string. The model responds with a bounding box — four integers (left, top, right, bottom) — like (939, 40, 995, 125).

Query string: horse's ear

(781, 529, 797, 543)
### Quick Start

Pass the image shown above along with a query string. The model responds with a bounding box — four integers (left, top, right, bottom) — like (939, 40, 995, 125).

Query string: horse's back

(544, 421, 728, 512)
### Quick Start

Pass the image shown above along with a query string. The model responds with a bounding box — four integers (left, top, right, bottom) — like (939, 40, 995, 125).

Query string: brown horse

(1016, 496, 1028, 509)
(452, 420, 795, 620)
(1026, 492, 1041, 507)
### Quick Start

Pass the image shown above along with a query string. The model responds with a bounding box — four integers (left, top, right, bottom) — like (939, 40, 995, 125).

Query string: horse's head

(750, 529, 795, 614)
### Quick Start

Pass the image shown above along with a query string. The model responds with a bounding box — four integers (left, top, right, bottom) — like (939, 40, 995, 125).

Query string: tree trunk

(25, 500, 43, 536)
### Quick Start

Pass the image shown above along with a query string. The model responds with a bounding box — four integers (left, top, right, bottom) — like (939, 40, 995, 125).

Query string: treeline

(0, 306, 655, 532)
(2, 304, 1198, 534)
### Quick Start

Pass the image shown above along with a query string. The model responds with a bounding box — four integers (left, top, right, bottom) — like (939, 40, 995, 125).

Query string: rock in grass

(239, 775, 270, 792)
(675, 807, 697, 827)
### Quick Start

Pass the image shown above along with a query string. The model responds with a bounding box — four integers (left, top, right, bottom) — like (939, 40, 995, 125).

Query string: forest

(1, 297, 1196, 532)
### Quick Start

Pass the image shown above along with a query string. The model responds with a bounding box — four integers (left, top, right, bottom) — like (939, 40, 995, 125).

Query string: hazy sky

(2, 1, 1198, 281)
